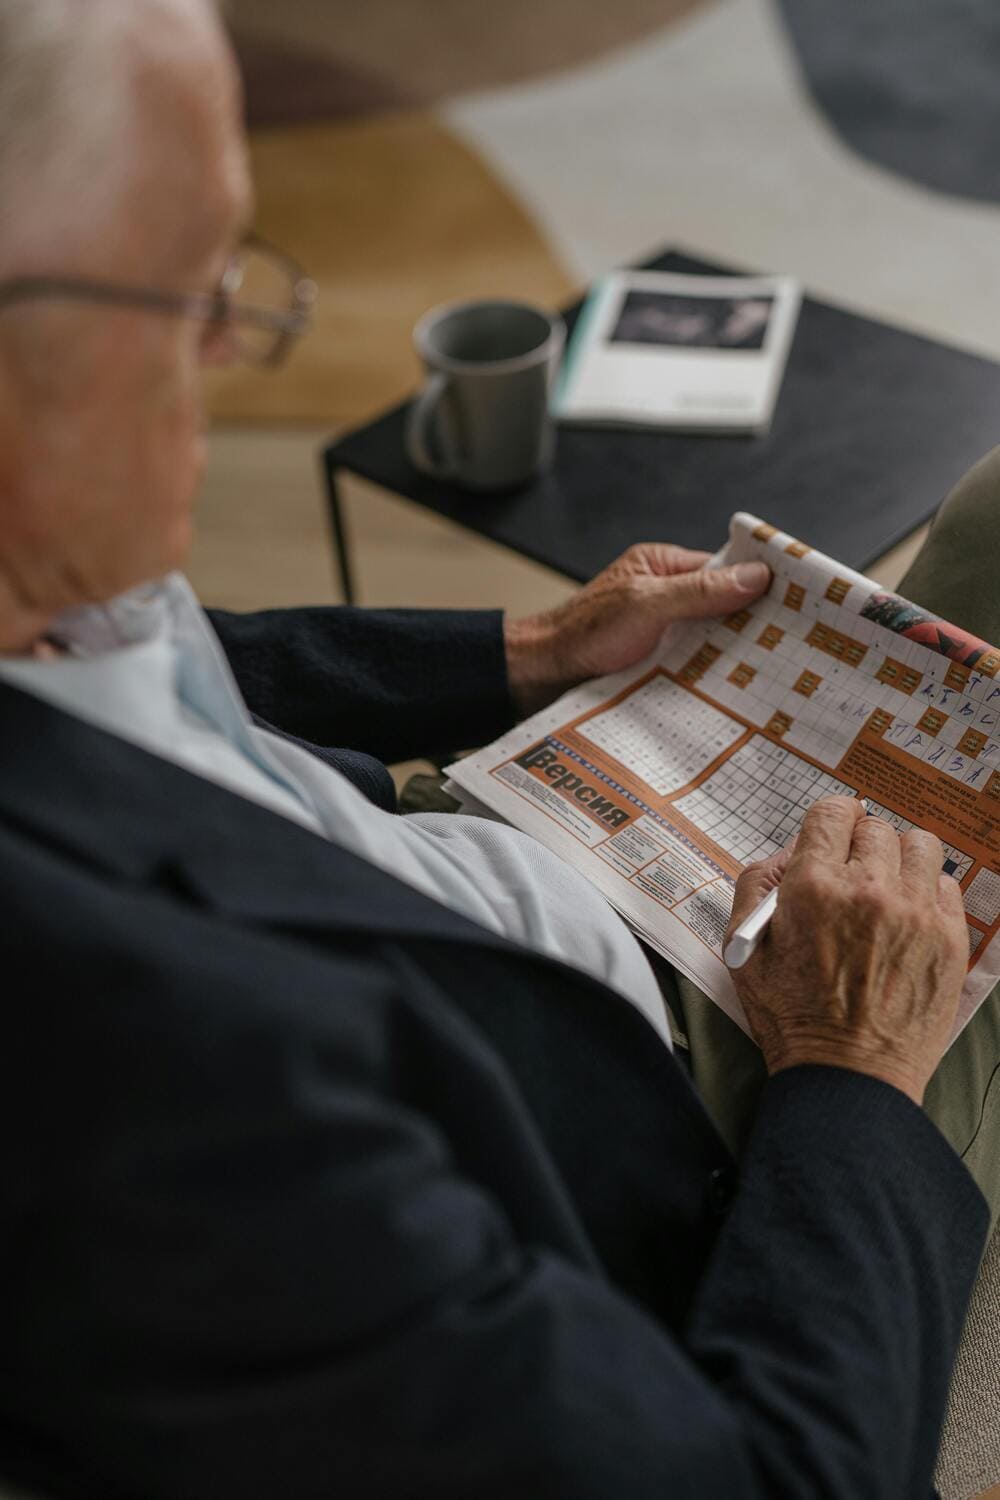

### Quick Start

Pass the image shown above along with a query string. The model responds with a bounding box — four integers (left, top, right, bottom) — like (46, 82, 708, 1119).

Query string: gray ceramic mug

(406, 299, 565, 491)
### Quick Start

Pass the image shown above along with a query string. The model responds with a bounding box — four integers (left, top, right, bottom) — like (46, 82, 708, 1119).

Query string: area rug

(775, 0, 1000, 203)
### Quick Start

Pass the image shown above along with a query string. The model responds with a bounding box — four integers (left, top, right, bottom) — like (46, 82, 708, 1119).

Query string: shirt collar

(51, 577, 173, 657)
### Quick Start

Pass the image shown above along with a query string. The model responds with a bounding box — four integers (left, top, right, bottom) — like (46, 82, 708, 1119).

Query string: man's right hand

(724, 796, 969, 1105)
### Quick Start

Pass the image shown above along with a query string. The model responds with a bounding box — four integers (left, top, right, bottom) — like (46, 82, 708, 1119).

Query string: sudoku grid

(964, 867, 1000, 926)
(672, 736, 854, 865)
(576, 676, 744, 798)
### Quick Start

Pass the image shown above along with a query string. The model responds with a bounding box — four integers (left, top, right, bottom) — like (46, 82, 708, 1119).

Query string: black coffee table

(323, 250, 1000, 604)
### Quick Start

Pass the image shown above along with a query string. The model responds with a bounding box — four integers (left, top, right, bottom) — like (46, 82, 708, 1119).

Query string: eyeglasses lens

(227, 245, 299, 363)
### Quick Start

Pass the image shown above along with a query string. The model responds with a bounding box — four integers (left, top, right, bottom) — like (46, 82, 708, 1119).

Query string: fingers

(633, 544, 713, 577)
(935, 864, 965, 918)
(651, 560, 771, 620)
(935, 872, 971, 976)
(789, 796, 865, 869)
(727, 844, 791, 932)
(899, 828, 946, 897)
(848, 812, 902, 877)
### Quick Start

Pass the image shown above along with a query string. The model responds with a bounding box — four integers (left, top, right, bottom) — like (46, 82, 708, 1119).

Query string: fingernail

(732, 561, 771, 592)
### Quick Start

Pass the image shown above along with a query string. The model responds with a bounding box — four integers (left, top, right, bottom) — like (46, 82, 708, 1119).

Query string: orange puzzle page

(448, 514, 1000, 1044)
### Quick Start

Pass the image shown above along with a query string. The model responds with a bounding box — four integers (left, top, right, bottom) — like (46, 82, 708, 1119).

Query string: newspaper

(446, 513, 1000, 1045)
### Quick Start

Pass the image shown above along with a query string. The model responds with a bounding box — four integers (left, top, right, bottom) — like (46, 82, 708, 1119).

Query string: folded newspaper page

(447, 513, 1000, 1044)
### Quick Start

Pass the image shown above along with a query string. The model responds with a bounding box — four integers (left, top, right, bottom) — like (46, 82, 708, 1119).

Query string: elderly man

(0, 1, 997, 1496)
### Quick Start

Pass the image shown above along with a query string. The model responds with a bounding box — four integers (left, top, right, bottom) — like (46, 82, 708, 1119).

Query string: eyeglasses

(0, 234, 318, 367)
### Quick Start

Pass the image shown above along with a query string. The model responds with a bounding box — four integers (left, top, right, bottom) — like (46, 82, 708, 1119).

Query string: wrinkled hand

(725, 796, 969, 1105)
(505, 543, 771, 715)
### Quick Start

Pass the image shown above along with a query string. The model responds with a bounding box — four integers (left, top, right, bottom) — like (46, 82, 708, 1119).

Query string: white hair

(0, 0, 220, 271)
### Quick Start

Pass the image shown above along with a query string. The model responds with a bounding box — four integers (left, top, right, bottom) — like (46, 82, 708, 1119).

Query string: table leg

(328, 469, 357, 605)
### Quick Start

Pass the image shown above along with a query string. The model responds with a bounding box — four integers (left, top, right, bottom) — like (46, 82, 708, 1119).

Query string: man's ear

(0, 347, 21, 500)
(0, 325, 44, 553)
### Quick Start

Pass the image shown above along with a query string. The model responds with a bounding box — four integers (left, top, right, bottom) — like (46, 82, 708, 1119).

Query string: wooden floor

(188, 426, 582, 615)
(188, 424, 928, 616)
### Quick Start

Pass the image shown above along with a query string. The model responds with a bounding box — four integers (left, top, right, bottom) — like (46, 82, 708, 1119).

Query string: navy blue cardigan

(0, 603, 987, 1499)
(209, 604, 515, 810)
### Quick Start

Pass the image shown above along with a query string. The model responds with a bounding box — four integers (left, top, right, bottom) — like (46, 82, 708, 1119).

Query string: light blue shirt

(0, 575, 669, 1045)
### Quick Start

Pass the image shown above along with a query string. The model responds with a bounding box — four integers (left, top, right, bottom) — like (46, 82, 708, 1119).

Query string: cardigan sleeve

(683, 1065, 989, 1497)
(207, 605, 517, 764)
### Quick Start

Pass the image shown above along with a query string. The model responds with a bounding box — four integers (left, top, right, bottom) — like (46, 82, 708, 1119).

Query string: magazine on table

(553, 271, 801, 435)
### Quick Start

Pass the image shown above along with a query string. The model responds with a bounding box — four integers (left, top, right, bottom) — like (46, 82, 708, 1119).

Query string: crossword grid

(673, 736, 854, 865)
(673, 576, 1000, 791)
(863, 802, 974, 882)
(577, 676, 744, 798)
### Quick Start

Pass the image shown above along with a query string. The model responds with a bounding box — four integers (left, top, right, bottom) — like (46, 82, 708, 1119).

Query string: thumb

(656, 560, 771, 620)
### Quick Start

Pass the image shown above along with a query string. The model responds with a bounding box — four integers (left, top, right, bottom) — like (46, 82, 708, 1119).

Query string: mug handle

(406, 374, 459, 479)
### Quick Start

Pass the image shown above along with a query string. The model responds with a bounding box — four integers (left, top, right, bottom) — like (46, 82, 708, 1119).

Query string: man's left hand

(504, 543, 771, 716)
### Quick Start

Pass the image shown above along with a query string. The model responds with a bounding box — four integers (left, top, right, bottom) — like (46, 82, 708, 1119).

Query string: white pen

(723, 798, 870, 970)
